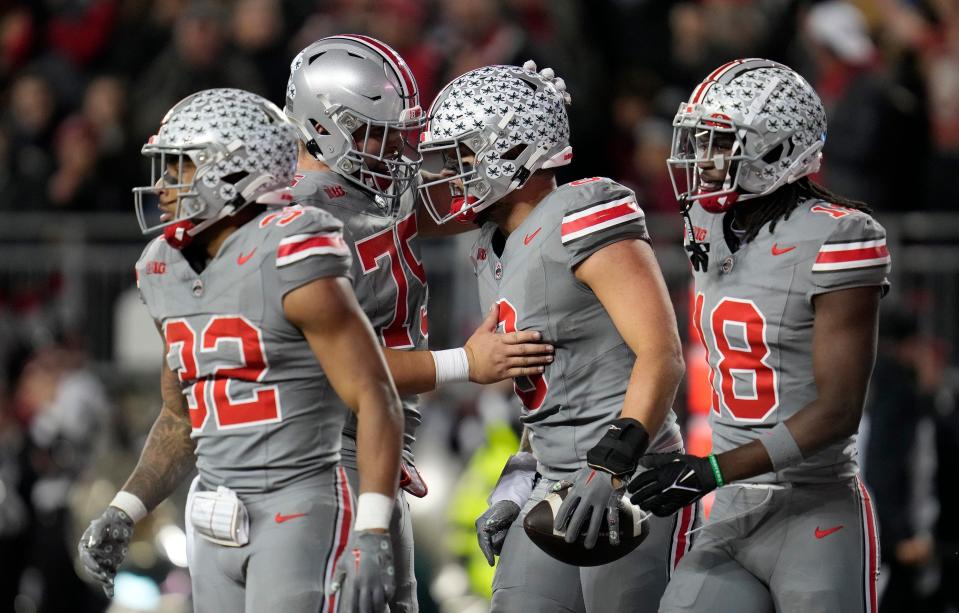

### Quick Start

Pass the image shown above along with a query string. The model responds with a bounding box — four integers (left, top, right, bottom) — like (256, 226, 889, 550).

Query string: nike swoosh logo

(815, 525, 843, 539)
(771, 243, 796, 256)
(524, 227, 542, 245)
(275, 512, 308, 524)
(237, 248, 257, 265)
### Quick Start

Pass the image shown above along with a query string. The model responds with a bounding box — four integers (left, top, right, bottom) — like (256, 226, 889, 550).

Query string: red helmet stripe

(705, 59, 743, 82)
(691, 59, 746, 104)
(332, 34, 418, 108)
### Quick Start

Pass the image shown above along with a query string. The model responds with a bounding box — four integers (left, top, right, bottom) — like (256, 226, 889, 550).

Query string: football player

(418, 62, 696, 612)
(77, 89, 403, 613)
(627, 58, 889, 612)
(283, 35, 555, 613)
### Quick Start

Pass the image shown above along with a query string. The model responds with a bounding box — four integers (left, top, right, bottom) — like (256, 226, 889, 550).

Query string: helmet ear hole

(499, 144, 527, 161)
(222, 171, 248, 185)
(762, 143, 785, 164)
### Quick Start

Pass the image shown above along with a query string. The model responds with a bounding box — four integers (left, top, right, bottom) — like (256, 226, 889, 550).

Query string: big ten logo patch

(324, 185, 346, 199)
(145, 261, 167, 275)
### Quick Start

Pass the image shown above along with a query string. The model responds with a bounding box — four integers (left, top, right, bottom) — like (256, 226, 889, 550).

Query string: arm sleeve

(807, 212, 891, 302)
(275, 207, 353, 298)
(559, 178, 651, 270)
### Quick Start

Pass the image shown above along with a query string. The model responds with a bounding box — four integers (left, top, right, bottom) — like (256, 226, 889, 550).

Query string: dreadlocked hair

(737, 177, 872, 244)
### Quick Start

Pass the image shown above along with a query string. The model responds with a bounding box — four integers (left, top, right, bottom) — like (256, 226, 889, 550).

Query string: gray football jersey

(472, 177, 683, 480)
(135, 207, 352, 494)
(687, 199, 891, 484)
(291, 171, 428, 456)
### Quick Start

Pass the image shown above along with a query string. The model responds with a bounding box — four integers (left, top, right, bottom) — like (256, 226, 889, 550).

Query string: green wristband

(707, 454, 725, 487)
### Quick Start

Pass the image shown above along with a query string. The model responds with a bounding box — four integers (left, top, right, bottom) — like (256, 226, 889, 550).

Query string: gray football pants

(660, 477, 880, 613)
(188, 467, 354, 613)
(491, 475, 701, 613)
(340, 438, 418, 613)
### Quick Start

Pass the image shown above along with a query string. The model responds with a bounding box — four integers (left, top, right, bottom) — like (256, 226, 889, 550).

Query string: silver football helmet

(667, 58, 826, 213)
(133, 88, 298, 237)
(284, 35, 424, 206)
(418, 61, 573, 225)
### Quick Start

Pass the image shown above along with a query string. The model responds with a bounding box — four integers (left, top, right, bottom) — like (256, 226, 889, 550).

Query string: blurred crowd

(0, 0, 957, 215)
(0, 0, 957, 612)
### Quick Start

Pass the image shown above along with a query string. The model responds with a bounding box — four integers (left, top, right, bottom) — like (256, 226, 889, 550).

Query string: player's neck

(297, 148, 330, 172)
(490, 175, 557, 235)
(192, 206, 264, 262)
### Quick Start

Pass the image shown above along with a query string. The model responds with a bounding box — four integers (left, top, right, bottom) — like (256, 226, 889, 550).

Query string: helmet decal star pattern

(133, 88, 298, 235)
(418, 61, 573, 224)
(667, 58, 827, 214)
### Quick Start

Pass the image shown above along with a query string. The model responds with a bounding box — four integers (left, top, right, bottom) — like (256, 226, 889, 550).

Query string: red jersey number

(496, 299, 548, 411)
(259, 206, 304, 228)
(702, 298, 779, 422)
(164, 316, 279, 431)
(164, 319, 208, 429)
(356, 212, 426, 349)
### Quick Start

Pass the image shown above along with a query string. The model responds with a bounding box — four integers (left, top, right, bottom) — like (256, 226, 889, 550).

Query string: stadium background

(0, 0, 957, 611)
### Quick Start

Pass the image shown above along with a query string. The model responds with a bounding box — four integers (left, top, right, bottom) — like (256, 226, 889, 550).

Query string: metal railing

(2, 211, 958, 362)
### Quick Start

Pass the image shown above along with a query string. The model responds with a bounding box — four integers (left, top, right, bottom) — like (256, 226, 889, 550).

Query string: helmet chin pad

(451, 196, 480, 223)
(696, 189, 742, 213)
(163, 220, 196, 250)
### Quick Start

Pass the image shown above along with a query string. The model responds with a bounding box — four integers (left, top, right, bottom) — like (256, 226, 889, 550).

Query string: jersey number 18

(693, 294, 779, 422)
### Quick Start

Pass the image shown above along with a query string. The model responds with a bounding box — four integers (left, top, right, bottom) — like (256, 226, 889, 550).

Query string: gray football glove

(330, 530, 395, 613)
(77, 506, 134, 598)
(475, 500, 520, 566)
(553, 467, 624, 549)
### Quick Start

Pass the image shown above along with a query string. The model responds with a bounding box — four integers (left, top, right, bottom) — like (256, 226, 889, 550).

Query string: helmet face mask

(340, 114, 423, 202)
(417, 62, 572, 225)
(133, 88, 299, 238)
(133, 145, 220, 233)
(285, 35, 426, 208)
(419, 129, 496, 223)
(668, 110, 754, 213)
(668, 59, 827, 215)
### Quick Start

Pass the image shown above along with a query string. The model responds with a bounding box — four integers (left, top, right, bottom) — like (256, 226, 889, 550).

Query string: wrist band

(110, 491, 148, 523)
(758, 422, 804, 472)
(707, 454, 725, 487)
(354, 492, 394, 532)
(431, 348, 470, 386)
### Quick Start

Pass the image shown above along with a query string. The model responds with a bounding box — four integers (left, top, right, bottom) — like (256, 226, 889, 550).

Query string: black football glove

(586, 417, 650, 478)
(627, 453, 718, 517)
(475, 500, 520, 566)
(77, 506, 135, 598)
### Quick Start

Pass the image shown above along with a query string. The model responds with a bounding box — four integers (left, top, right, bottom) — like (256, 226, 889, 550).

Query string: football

(522, 483, 650, 567)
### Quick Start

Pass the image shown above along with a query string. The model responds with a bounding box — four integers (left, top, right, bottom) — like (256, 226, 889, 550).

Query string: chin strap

(162, 203, 239, 250)
(680, 197, 710, 272)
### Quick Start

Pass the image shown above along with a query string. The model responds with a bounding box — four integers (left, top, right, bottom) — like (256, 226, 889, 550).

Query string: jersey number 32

(164, 316, 279, 431)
